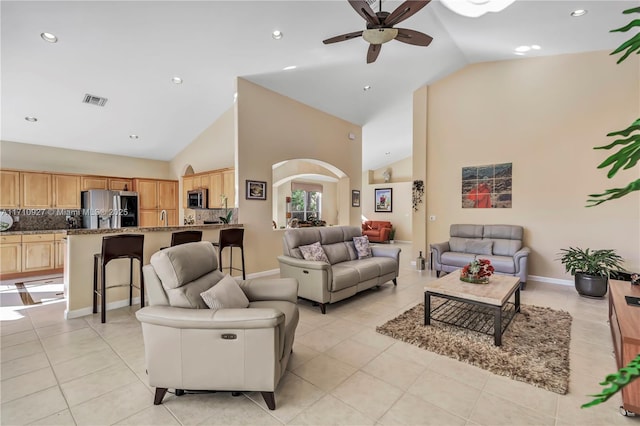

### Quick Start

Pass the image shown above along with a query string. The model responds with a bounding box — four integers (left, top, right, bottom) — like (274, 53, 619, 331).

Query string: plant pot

(575, 272, 608, 298)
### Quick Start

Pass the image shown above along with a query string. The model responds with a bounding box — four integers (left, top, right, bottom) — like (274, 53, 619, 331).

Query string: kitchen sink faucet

(160, 209, 168, 227)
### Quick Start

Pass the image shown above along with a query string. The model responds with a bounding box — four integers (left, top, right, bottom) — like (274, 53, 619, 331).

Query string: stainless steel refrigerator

(81, 190, 139, 229)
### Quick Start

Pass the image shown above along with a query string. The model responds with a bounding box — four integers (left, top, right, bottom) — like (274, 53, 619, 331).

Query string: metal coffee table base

(423, 289, 520, 346)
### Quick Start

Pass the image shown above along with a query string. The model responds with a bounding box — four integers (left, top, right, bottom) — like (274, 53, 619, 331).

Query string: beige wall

(0, 140, 173, 179)
(422, 50, 640, 279)
(362, 157, 413, 242)
(413, 86, 428, 260)
(236, 78, 362, 273)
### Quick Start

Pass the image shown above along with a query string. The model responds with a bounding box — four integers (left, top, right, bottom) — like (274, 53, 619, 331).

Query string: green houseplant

(558, 247, 624, 297)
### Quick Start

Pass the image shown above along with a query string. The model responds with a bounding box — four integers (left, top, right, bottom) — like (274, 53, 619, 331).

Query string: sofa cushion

(483, 255, 516, 273)
(491, 239, 522, 257)
(299, 242, 330, 263)
(441, 252, 476, 268)
(323, 242, 353, 264)
(464, 240, 493, 255)
(331, 264, 361, 292)
(353, 236, 372, 259)
(200, 274, 250, 310)
(449, 237, 467, 253)
(151, 241, 217, 290)
(450, 224, 483, 239)
(165, 270, 225, 309)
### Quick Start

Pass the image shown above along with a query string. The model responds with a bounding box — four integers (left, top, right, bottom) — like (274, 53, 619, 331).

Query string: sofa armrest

(238, 278, 299, 304)
(513, 247, 530, 263)
(378, 227, 391, 241)
(277, 255, 332, 271)
(136, 305, 284, 329)
(371, 246, 401, 259)
(429, 242, 450, 268)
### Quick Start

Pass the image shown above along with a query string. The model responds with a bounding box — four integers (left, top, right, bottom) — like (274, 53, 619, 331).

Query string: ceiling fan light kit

(323, 0, 433, 63)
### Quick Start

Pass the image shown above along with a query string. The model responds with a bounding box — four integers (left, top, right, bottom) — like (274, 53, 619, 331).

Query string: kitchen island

(64, 224, 242, 319)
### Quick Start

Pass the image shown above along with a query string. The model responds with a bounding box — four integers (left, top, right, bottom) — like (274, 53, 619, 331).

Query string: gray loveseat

(430, 224, 530, 288)
(278, 226, 401, 313)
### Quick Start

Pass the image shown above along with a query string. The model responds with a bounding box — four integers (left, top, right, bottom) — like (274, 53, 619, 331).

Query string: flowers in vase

(460, 258, 495, 283)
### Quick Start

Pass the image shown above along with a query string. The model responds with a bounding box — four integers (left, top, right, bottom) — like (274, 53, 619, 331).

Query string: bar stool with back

(212, 228, 245, 279)
(170, 230, 202, 246)
(93, 234, 145, 323)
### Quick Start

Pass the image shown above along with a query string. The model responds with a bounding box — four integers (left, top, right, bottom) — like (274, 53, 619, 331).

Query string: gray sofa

(277, 226, 401, 313)
(430, 224, 530, 288)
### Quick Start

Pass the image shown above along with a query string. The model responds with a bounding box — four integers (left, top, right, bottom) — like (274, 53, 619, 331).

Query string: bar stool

(93, 234, 145, 323)
(212, 228, 245, 279)
(170, 230, 202, 247)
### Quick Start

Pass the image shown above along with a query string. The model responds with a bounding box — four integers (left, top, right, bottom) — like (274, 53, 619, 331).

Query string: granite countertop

(1, 224, 242, 236)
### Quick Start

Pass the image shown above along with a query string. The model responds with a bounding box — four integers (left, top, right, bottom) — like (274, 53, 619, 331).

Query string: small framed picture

(375, 188, 392, 212)
(351, 190, 360, 207)
(246, 180, 267, 200)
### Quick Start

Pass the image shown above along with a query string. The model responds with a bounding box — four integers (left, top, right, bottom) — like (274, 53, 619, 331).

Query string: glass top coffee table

(423, 271, 521, 346)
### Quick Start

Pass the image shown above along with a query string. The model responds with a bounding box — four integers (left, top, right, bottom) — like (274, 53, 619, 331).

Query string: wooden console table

(608, 279, 640, 416)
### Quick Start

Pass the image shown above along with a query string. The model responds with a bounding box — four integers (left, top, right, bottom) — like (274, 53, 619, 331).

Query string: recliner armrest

(277, 255, 332, 270)
(238, 278, 298, 304)
(135, 306, 284, 329)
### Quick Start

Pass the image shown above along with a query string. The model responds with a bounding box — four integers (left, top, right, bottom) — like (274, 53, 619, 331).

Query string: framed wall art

(461, 162, 512, 208)
(351, 190, 360, 207)
(246, 180, 267, 200)
(375, 188, 392, 212)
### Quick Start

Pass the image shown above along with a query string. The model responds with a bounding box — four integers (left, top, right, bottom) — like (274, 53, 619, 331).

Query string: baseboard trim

(528, 275, 573, 286)
(65, 296, 142, 320)
(246, 269, 280, 279)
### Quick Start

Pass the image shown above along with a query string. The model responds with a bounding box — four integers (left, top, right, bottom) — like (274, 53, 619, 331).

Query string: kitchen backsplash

(186, 208, 238, 225)
(1, 209, 82, 231)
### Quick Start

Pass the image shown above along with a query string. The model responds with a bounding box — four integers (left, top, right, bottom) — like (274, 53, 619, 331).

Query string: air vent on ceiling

(82, 94, 108, 107)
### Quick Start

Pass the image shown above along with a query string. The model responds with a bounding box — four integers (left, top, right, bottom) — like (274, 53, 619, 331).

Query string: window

(291, 182, 322, 222)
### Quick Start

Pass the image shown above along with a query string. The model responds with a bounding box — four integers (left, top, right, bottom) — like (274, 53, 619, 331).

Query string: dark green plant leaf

(606, 119, 640, 137)
(582, 355, 640, 408)
(623, 6, 640, 15)
(610, 8, 640, 63)
(587, 179, 640, 206)
(556, 247, 624, 276)
(611, 19, 640, 33)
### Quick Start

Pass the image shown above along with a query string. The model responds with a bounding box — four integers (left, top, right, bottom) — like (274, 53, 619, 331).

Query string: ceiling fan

(323, 0, 433, 64)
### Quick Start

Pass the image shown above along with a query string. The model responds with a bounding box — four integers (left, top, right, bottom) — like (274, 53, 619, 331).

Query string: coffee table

(423, 271, 520, 346)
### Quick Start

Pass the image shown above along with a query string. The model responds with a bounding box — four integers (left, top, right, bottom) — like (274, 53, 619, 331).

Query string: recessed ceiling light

(282, 65, 297, 71)
(41, 32, 58, 43)
(514, 52, 525, 56)
(363, 85, 372, 91)
(531, 45, 541, 50)
(25, 116, 38, 122)
(571, 9, 587, 17)
(272, 30, 283, 40)
(129, 134, 139, 140)
(515, 45, 531, 53)
(171, 76, 183, 84)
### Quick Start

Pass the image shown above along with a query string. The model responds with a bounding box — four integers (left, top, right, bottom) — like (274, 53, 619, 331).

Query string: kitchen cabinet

(0, 235, 22, 274)
(109, 178, 132, 191)
(20, 172, 53, 208)
(183, 176, 194, 208)
(0, 171, 21, 208)
(54, 233, 66, 269)
(208, 173, 223, 208)
(81, 176, 109, 190)
(223, 169, 236, 207)
(133, 178, 178, 227)
(53, 174, 81, 208)
(22, 233, 55, 273)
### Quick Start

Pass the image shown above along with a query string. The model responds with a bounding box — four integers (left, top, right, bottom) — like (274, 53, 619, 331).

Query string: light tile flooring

(2, 243, 639, 425)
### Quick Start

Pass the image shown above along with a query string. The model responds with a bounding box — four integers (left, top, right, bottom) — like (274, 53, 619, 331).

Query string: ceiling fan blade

(367, 43, 381, 64)
(323, 30, 364, 44)
(348, 0, 381, 26)
(395, 28, 433, 46)
(385, 0, 431, 27)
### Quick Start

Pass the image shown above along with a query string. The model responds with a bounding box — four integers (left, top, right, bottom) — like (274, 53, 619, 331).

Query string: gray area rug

(376, 302, 572, 394)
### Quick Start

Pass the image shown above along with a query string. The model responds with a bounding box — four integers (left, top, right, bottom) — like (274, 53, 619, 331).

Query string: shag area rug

(376, 302, 572, 394)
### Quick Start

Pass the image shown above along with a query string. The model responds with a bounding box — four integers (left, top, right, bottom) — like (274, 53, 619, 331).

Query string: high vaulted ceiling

(1, 1, 634, 170)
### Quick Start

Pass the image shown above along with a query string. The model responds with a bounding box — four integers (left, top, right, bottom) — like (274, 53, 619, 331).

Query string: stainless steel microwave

(187, 189, 208, 209)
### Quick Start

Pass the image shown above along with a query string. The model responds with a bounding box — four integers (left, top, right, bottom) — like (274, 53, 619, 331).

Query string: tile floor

(1, 243, 639, 425)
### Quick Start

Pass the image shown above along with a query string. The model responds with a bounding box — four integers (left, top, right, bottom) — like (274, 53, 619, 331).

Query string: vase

(460, 275, 490, 284)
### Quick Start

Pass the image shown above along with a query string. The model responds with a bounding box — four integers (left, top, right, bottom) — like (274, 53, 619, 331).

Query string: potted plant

(558, 247, 624, 297)
(388, 227, 396, 243)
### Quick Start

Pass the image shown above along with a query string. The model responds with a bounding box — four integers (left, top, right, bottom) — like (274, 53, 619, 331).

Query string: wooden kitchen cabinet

(223, 169, 236, 207)
(22, 233, 55, 273)
(208, 172, 223, 208)
(53, 174, 81, 208)
(134, 178, 178, 227)
(0, 235, 22, 274)
(20, 172, 53, 208)
(81, 176, 109, 190)
(0, 170, 21, 208)
(109, 178, 132, 191)
(54, 233, 66, 269)
(183, 176, 194, 208)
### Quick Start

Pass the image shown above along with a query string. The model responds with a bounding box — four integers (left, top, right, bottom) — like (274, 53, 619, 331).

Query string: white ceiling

(1, 1, 634, 171)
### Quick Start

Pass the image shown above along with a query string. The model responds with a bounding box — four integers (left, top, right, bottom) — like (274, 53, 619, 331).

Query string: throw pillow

(353, 236, 372, 259)
(200, 274, 250, 310)
(299, 242, 330, 263)
(465, 240, 493, 255)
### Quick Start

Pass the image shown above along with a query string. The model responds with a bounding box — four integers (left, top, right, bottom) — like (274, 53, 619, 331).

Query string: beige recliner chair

(135, 241, 299, 410)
